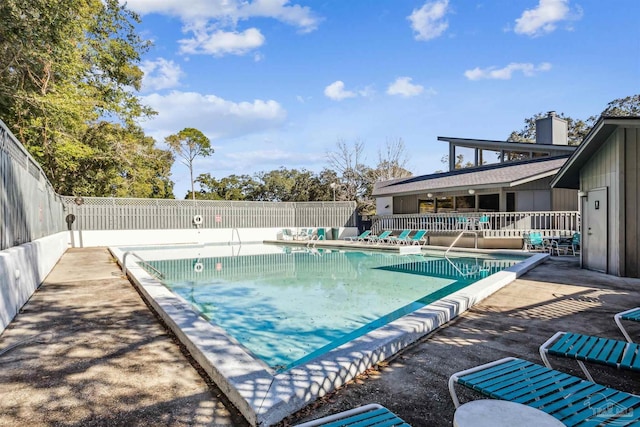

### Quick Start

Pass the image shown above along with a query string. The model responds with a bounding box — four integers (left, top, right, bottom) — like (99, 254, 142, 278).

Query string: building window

(437, 196, 454, 212)
(455, 195, 475, 211)
(419, 199, 435, 213)
(479, 194, 499, 212)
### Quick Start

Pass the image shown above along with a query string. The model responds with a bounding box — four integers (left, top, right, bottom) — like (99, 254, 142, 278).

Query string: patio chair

(539, 331, 640, 382)
(367, 230, 392, 244)
(386, 229, 411, 245)
(523, 232, 548, 252)
(344, 230, 371, 242)
(294, 403, 410, 427)
(296, 228, 313, 240)
(281, 228, 294, 240)
(615, 307, 640, 343)
(477, 215, 491, 230)
(449, 357, 640, 426)
(550, 232, 580, 256)
(456, 216, 471, 230)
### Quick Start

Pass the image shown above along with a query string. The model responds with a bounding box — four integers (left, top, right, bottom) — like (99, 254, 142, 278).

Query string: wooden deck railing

(371, 211, 580, 238)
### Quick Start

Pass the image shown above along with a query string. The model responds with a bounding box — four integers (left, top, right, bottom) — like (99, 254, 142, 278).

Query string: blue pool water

(142, 246, 524, 371)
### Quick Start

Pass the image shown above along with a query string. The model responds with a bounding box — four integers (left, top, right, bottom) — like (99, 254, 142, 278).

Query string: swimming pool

(112, 243, 547, 426)
(144, 247, 522, 371)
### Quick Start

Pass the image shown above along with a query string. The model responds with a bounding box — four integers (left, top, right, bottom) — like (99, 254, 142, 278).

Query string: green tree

(507, 112, 589, 146)
(165, 128, 213, 200)
(591, 94, 640, 120)
(195, 173, 259, 200)
(0, 0, 158, 196)
(312, 169, 341, 202)
(507, 95, 640, 148)
(57, 122, 174, 198)
(252, 168, 314, 202)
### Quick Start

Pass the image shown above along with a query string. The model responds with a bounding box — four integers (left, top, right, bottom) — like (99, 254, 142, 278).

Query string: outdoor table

(453, 400, 564, 427)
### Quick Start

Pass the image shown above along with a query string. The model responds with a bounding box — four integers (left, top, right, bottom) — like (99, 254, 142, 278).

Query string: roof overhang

(375, 183, 505, 197)
(372, 169, 561, 197)
(437, 136, 576, 153)
(551, 116, 640, 189)
(510, 169, 560, 187)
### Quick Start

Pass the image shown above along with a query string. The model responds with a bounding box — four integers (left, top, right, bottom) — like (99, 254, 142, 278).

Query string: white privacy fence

(0, 120, 65, 251)
(60, 197, 358, 231)
(371, 211, 580, 237)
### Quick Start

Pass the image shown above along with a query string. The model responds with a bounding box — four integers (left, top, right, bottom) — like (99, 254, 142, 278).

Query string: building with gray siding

(552, 116, 640, 278)
(373, 112, 578, 216)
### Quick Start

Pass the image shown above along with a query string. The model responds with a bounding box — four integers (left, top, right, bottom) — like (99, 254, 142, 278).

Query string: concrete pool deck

(1, 248, 639, 426)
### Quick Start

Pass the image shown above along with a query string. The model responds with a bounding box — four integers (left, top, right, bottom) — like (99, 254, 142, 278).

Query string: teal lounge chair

(615, 307, 640, 343)
(345, 230, 371, 242)
(406, 229, 428, 245)
(539, 331, 640, 382)
(310, 228, 326, 241)
(386, 229, 411, 245)
(294, 403, 410, 427)
(449, 357, 640, 426)
(367, 230, 392, 244)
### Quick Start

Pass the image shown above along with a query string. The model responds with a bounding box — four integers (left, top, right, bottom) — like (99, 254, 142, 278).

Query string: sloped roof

(372, 156, 569, 196)
(552, 116, 640, 189)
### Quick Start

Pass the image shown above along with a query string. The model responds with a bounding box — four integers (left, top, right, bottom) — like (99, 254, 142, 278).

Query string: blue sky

(125, 0, 640, 198)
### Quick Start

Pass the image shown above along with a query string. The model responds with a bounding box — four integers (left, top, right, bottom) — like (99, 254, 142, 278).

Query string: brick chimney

(535, 111, 568, 145)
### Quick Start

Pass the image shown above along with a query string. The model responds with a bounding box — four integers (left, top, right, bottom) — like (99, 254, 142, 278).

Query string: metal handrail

(445, 230, 479, 255)
(122, 251, 164, 279)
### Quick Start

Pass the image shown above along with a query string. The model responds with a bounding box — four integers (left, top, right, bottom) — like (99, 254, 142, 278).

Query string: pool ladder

(231, 228, 241, 245)
(121, 251, 165, 279)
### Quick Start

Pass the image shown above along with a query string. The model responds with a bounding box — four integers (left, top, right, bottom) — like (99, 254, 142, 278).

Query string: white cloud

(386, 77, 424, 97)
(179, 28, 265, 56)
(123, 0, 320, 56)
(141, 91, 287, 140)
(514, 0, 579, 36)
(238, 0, 320, 34)
(408, 0, 450, 41)
(123, 0, 319, 30)
(464, 62, 552, 80)
(324, 81, 357, 101)
(140, 58, 183, 91)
